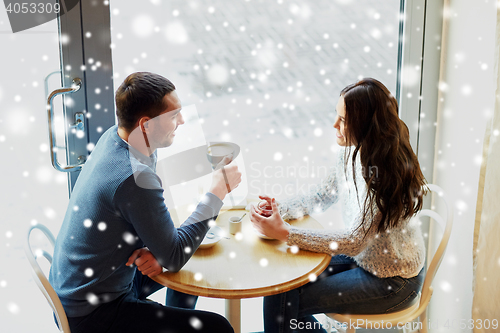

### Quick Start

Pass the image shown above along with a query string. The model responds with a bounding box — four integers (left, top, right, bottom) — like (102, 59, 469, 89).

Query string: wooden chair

(24, 224, 71, 333)
(325, 184, 453, 333)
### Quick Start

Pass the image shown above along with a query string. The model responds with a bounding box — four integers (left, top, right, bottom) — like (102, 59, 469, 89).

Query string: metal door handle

(46, 78, 84, 172)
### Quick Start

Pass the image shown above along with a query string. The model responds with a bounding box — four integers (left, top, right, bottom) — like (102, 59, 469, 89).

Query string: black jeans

(66, 271, 232, 333)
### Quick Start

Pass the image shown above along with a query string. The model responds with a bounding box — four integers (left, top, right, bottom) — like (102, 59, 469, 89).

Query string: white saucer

(198, 226, 223, 249)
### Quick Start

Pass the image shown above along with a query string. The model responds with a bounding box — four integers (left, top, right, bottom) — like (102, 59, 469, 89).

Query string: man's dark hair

(115, 72, 176, 131)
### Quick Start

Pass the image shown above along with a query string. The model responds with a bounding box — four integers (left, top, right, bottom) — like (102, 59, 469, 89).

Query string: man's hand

(209, 155, 242, 200)
(126, 247, 163, 278)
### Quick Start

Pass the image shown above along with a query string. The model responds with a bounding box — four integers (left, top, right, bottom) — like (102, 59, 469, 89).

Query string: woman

(250, 78, 427, 333)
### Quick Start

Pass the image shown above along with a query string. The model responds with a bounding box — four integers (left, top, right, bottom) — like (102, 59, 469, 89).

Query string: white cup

(207, 143, 234, 169)
(229, 216, 242, 235)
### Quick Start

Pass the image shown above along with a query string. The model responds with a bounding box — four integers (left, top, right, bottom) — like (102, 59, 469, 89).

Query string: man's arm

(114, 172, 223, 272)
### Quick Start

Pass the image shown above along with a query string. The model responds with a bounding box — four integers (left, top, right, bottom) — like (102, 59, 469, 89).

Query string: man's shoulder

(89, 126, 129, 162)
(130, 168, 162, 190)
(77, 126, 134, 184)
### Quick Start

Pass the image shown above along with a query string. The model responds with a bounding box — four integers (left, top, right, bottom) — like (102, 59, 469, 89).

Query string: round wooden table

(152, 208, 331, 333)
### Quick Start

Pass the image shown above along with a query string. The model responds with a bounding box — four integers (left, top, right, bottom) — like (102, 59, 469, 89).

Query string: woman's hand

(255, 195, 274, 216)
(250, 198, 290, 242)
(126, 247, 163, 278)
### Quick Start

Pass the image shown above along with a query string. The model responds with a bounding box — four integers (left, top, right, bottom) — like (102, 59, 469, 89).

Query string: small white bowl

(198, 226, 223, 249)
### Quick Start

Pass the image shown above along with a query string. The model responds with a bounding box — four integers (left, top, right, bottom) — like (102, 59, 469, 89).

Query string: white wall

(428, 0, 497, 331)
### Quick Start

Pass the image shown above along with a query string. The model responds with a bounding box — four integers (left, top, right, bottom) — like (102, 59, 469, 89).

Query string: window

(110, 0, 402, 198)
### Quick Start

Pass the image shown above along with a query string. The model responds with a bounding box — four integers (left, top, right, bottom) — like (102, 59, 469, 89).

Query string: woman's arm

(287, 211, 381, 256)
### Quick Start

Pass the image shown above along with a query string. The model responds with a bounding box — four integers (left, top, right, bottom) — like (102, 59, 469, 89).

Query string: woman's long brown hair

(341, 78, 427, 234)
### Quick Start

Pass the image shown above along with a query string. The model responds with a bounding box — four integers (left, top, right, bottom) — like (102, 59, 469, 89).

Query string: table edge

(152, 253, 332, 299)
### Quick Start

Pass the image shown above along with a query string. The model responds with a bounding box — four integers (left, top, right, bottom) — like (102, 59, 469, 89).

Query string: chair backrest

(24, 224, 71, 333)
(415, 184, 454, 305)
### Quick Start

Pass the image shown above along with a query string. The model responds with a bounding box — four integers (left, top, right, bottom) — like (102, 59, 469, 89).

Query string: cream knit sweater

(278, 147, 425, 278)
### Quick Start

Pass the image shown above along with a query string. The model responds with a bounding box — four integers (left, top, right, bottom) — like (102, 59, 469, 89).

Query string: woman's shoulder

(335, 146, 346, 166)
(335, 147, 363, 175)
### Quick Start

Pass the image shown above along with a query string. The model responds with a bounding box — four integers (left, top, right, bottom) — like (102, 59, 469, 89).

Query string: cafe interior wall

(425, 0, 497, 331)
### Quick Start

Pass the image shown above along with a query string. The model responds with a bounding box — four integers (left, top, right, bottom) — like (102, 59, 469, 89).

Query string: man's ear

(138, 117, 151, 133)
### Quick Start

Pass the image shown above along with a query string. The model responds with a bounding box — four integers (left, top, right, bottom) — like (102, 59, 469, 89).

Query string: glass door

(54, 1, 115, 192)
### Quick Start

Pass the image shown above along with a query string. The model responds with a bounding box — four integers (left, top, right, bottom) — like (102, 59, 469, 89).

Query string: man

(49, 72, 240, 333)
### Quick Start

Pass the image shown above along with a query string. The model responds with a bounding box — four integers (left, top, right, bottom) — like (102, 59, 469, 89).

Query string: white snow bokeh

(259, 258, 269, 267)
(455, 200, 468, 212)
(123, 232, 135, 244)
(84, 268, 94, 277)
(473, 155, 483, 166)
(289, 3, 312, 20)
(132, 15, 155, 37)
(206, 64, 229, 86)
(164, 22, 189, 44)
(39, 143, 49, 153)
(7, 109, 32, 136)
(401, 64, 420, 87)
(329, 241, 339, 250)
(256, 41, 278, 67)
(44, 207, 57, 219)
(370, 28, 382, 39)
(440, 280, 452, 293)
(461, 85, 472, 96)
(189, 316, 203, 330)
(86, 293, 99, 305)
(60, 33, 70, 45)
(84, 219, 93, 228)
(7, 303, 20, 315)
(282, 127, 293, 138)
(98, 222, 107, 231)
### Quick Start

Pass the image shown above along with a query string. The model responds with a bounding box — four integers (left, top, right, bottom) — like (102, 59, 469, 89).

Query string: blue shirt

(49, 125, 222, 317)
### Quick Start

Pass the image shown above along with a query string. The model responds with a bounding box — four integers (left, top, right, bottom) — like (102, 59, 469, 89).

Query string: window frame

(57, 1, 115, 192)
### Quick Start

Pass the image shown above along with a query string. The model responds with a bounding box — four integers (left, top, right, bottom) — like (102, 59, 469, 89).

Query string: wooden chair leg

(419, 309, 428, 333)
